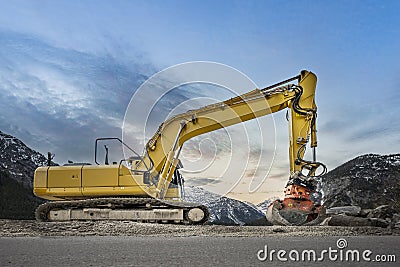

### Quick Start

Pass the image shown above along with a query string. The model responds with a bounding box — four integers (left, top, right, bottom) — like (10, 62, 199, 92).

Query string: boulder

(326, 206, 361, 216)
(367, 205, 396, 220)
(391, 213, 400, 229)
(359, 209, 372, 217)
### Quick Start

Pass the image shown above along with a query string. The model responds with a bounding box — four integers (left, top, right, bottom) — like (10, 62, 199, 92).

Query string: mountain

(184, 187, 265, 225)
(0, 170, 43, 219)
(0, 130, 51, 189)
(257, 197, 279, 214)
(0, 130, 48, 218)
(320, 154, 400, 211)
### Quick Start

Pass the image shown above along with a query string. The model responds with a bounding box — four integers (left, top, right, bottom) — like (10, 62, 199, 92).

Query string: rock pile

(324, 205, 400, 228)
(319, 154, 400, 228)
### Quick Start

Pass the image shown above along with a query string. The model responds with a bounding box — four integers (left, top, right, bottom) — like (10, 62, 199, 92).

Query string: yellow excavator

(33, 70, 326, 225)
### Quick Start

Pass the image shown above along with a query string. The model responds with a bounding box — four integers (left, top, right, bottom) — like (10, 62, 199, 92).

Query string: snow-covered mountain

(0, 130, 47, 218)
(320, 154, 400, 211)
(256, 197, 280, 214)
(184, 187, 265, 225)
(0, 130, 51, 190)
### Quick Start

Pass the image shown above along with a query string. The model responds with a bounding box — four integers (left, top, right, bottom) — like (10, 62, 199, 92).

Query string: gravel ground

(1, 220, 399, 237)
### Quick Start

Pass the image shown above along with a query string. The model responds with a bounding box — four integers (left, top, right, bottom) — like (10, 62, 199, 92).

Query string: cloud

(1, 31, 270, 170)
(0, 34, 280, 201)
(0, 31, 152, 163)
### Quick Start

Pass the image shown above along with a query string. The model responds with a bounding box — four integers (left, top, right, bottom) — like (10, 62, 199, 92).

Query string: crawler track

(35, 198, 209, 225)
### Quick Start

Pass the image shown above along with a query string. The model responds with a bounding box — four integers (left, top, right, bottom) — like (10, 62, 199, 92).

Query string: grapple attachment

(266, 177, 326, 225)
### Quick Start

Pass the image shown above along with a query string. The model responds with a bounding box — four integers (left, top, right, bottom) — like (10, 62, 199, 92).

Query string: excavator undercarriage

(36, 198, 209, 224)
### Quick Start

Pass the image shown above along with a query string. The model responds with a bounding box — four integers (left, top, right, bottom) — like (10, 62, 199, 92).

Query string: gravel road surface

(1, 220, 399, 237)
(0, 220, 399, 266)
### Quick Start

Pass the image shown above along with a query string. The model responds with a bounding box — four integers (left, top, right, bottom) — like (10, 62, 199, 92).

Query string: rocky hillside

(0, 131, 49, 190)
(320, 154, 400, 211)
(0, 131, 49, 218)
(0, 170, 44, 219)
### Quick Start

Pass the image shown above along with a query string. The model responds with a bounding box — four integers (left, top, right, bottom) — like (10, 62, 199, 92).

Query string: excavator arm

(133, 71, 325, 203)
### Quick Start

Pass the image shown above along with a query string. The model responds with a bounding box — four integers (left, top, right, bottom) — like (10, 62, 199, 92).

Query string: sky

(0, 0, 399, 203)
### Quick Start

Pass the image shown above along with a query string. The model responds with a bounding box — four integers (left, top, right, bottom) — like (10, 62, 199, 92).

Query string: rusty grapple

(266, 176, 326, 226)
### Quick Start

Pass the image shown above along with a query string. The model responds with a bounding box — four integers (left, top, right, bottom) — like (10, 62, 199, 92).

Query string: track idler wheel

(184, 206, 209, 224)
